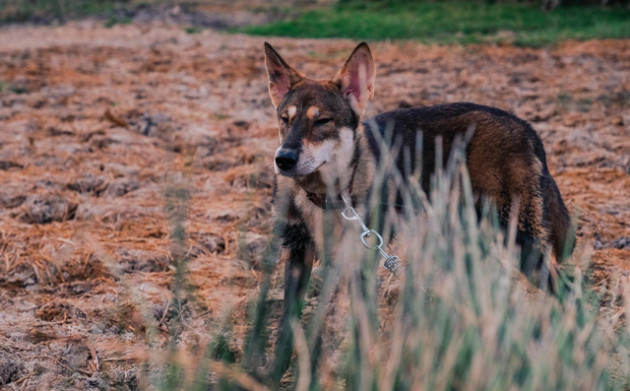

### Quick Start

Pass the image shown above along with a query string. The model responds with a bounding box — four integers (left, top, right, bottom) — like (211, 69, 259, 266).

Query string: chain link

(340, 196, 403, 273)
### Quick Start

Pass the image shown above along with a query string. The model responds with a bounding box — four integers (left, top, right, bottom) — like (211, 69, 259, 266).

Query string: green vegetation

(185, 26, 204, 34)
(104, 15, 133, 28)
(237, 1, 630, 46)
(0, 0, 124, 24)
(3, 0, 628, 46)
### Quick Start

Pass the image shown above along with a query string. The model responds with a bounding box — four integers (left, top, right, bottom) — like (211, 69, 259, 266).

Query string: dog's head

(264, 42, 375, 184)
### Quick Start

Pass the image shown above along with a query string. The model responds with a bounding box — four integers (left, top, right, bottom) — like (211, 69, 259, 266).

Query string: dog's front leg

(269, 237, 315, 385)
(283, 244, 316, 318)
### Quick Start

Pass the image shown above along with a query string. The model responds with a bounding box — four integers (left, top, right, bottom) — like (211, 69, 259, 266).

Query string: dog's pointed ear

(264, 42, 305, 108)
(333, 42, 375, 116)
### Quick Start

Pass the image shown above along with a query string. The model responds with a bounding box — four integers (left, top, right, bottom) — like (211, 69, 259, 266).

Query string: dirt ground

(0, 21, 628, 389)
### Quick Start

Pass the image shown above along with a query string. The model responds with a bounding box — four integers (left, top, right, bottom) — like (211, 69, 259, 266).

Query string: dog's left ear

(264, 42, 305, 108)
(333, 42, 375, 116)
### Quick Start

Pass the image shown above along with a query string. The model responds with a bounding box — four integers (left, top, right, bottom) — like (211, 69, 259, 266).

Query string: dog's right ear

(264, 43, 304, 108)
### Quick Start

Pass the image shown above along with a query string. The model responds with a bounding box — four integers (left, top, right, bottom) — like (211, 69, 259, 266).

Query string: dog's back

(364, 103, 573, 275)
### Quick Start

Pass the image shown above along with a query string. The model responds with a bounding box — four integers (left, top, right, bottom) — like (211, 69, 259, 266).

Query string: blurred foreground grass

(152, 144, 630, 390)
(236, 1, 630, 46)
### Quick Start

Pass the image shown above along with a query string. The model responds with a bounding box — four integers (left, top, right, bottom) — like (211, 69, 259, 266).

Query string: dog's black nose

(275, 148, 298, 171)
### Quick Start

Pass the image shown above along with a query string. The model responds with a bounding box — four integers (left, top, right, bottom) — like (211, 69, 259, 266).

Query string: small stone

(17, 193, 77, 224)
(89, 325, 104, 335)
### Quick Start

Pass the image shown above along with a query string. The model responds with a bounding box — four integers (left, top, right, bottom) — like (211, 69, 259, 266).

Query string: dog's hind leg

(541, 173, 575, 295)
(517, 173, 574, 295)
(541, 173, 574, 262)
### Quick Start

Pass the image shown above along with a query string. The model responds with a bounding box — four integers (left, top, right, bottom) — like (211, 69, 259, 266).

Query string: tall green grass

(135, 138, 630, 390)
(236, 1, 630, 46)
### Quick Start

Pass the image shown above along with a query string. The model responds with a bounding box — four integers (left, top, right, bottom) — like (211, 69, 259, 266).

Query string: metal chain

(340, 196, 403, 273)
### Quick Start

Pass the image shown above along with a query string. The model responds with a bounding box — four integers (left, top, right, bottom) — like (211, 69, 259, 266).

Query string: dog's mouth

(276, 160, 327, 178)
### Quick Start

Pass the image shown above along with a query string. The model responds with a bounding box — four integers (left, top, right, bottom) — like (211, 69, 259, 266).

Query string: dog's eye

(315, 117, 332, 126)
(280, 115, 289, 124)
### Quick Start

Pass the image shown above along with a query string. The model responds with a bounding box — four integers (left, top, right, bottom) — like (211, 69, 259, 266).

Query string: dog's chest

(294, 191, 349, 254)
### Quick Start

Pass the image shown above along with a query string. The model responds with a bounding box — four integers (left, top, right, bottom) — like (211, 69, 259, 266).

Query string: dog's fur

(264, 41, 573, 382)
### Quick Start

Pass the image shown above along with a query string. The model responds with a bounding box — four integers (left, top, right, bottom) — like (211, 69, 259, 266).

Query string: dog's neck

(297, 130, 374, 210)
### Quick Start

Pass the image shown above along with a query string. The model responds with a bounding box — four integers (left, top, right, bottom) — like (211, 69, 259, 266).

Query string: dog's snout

(275, 148, 298, 171)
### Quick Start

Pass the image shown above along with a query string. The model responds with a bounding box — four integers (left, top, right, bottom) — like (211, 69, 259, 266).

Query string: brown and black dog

(264, 41, 573, 382)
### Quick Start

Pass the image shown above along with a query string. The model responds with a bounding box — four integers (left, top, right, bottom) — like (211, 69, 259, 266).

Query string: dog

(264, 41, 573, 382)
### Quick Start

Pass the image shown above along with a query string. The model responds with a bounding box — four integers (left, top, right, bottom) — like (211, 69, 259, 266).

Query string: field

(238, 1, 630, 45)
(0, 8, 629, 391)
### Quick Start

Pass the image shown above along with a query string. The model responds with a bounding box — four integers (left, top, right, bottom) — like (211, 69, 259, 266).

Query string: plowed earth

(0, 22, 628, 389)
